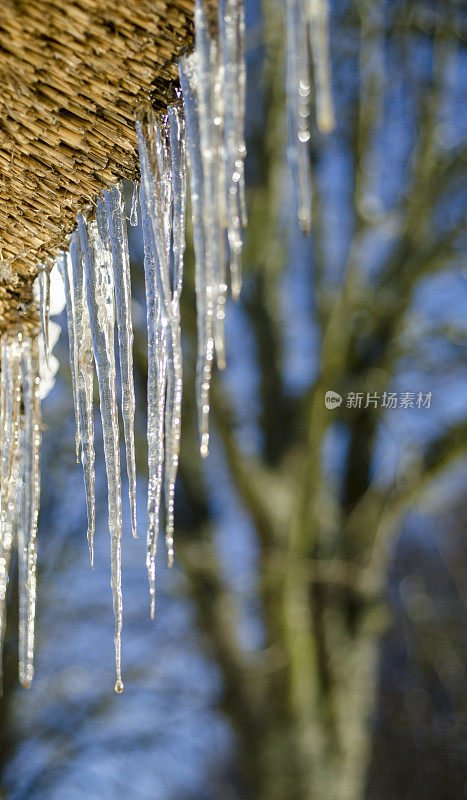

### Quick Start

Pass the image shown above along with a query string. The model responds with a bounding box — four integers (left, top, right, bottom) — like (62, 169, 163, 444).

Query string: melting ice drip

(285, 0, 334, 232)
(0, 332, 41, 689)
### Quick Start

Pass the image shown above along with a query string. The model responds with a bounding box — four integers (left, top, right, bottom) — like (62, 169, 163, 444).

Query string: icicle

(69, 233, 96, 566)
(307, 0, 334, 134)
(130, 183, 139, 227)
(179, 56, 215, 458)
(36, 262, 66, 402)
(95, 194, 111, 250)
(58, 252, 81, 462)
(139, 182, 167, 617)
(78, 214, 124, 693)
(137, 106, 186, 603)
(219, 0, 247, 298)
(17, 335, 41, 689)
(177, 0, 247, 453)
(285, 0, 313, 232)
(0, 334, 22, 678)
(38, 267, 51, 368)
(165, 104, 186, 565)
(193, 0, 227, 371)
(168, 104, 187, 303)
(103, 186, 137, 540)
(285, 0, 334, 231)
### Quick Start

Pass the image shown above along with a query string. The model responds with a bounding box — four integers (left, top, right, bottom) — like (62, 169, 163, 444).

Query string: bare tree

(136, 2, 465, 799)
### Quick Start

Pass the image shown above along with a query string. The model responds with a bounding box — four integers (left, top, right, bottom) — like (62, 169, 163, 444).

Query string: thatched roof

(0, 0, 194, 332)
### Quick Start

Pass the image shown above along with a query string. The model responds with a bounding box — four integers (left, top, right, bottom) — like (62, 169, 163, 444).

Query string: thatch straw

(0, 0, 194, 332)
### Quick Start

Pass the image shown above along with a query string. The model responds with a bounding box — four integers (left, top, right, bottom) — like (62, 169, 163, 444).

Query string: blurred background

(1, 0, 466, 798)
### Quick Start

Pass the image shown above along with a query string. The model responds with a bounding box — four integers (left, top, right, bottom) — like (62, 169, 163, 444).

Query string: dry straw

(0, 0, 194, 332)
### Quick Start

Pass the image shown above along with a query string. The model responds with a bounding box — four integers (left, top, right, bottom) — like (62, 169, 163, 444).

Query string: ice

(130, 182, 139, 227)
(165, 104, 186, 563)
(307, 0, 334, 134)
(58, 252, 81, 461)
(137, 104, 186, 610)
(0, 333, 41, 687)
(0, 0, 254, 687)
(193, 0, 227, 372)
(69, 232, 96, 565)
(78, 213, 123, 692)
(17, 335, 41, 689)
(179, 55, 216, 458)
(168, 104, 186, 304)
(285, 0, 334, 231)
(0, 334, 22, 679)
(140, 184, 167, 617)
(178, 0, 247, 453)
(219, 0, 247, 298)
(104, 186, 137, 540)
(285, 0, 313, 232)
(36, 261, 65, 401)
(1, 260, 66, 684)
(38, 267, 51, 367)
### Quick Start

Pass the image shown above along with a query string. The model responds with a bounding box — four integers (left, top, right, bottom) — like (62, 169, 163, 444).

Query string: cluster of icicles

(0, 0, 332, 691)
(0, 0, 247, 693)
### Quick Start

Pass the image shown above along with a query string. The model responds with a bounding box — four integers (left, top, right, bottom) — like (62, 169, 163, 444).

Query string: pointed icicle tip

(130, 183, 139, 227)
(200, 434, 209, 458)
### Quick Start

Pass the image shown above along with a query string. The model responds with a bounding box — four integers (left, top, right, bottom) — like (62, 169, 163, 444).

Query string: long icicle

(69, 233, 96, 565)
(193, 0, 227, 373)
(0, 334, 22, 680)
(137, 113, 176, 610)
(285, 0, 313, 232)
(17, 335, 41, 689)
(78, 214, 124, 693)
(165, 104, 186, 566)
(137, 103, 187, 598)
(103, 186, 137, 540)
(139, 178, 167, 618)
(58, 251, 81, 461)
(179, 56, 215, 458)
(178, 0, 247, 455)
(219, 0, 247, 298)
(285, 0, 334, 231)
